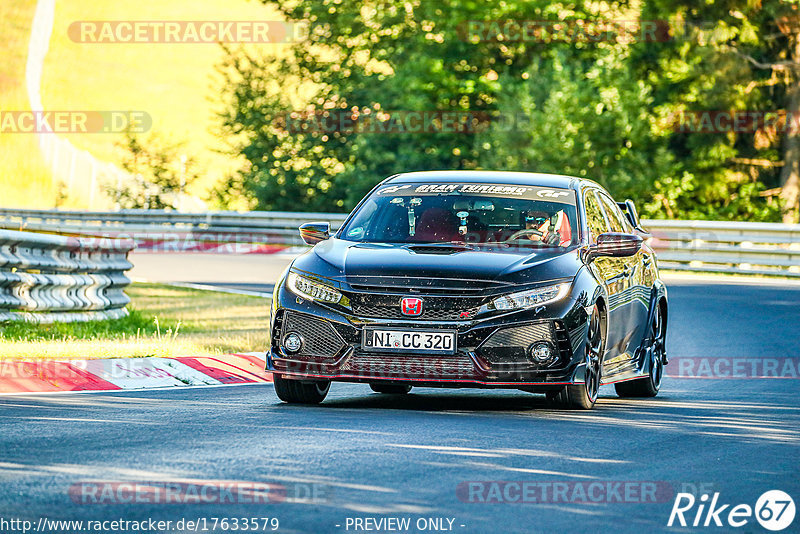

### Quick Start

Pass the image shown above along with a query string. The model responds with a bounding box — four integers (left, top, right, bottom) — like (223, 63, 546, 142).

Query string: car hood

(290, 238, 581, 288)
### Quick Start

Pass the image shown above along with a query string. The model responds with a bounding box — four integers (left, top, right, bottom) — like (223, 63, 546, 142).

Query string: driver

(523, 210, 572, 247)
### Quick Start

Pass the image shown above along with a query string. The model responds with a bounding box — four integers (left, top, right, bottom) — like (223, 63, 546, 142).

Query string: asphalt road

(2, 260, 799, 534)
(129, 253, 295, 295)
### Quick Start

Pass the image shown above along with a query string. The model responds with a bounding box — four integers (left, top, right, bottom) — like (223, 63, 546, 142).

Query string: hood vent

(406, 245, 471, 255)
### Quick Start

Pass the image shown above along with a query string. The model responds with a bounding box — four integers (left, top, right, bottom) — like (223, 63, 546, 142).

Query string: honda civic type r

(267, 171, 668, 409)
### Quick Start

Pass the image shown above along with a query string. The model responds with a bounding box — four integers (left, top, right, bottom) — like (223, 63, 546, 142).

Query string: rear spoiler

(616, 200, 650, 236)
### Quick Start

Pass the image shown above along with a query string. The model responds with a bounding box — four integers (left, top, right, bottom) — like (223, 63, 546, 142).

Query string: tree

(634, 0, 795, 221)
(216, 0, 637, 212)
(215, 0, 794, 221)
(110, 131, 197, 210)
(732, 7, 800, 223)
(476, 48, 685, 218)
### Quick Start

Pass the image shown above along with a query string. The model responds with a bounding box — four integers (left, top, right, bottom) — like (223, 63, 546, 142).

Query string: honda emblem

(401, 297, 423, 316)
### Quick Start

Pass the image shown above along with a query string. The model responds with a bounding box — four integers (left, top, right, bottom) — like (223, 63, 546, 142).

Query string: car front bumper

(267, 283, 592, 389)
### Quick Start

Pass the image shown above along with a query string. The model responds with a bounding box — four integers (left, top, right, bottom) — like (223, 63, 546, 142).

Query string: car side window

(583, 190, 610, 244)
(598, 193, 631, 233)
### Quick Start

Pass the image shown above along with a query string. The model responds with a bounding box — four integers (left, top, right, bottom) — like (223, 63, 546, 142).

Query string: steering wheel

(505, 228, 544, 242)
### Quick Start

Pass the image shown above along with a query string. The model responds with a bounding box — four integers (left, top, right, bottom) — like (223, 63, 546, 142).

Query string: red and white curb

(0, 353, 272, 395)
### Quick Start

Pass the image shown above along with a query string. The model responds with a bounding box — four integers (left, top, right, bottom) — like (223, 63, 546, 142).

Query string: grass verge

(0, 282, 270, 360)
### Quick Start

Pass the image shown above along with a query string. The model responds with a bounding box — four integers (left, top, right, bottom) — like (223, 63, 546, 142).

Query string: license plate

(363, 329, 456, 354)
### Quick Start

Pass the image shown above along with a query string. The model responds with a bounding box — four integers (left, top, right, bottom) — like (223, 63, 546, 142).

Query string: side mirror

(590, 232, 643, 258)
(299, 222, 330, 245)
(616, 199, 649, 235)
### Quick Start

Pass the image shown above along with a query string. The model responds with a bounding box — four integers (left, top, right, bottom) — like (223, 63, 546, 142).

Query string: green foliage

(631, 0, 794, 220)
(109, 131, 198, 210)
(214, 0, 794, 221)
(216, 1, 631, 211)
(476, 49, 681, 218)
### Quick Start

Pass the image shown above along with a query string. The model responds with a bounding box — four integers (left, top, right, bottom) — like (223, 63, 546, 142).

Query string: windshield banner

(376, 183, 576, 204)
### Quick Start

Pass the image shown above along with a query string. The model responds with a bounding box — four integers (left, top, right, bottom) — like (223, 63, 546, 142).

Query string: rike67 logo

(668, 490, 795, 531)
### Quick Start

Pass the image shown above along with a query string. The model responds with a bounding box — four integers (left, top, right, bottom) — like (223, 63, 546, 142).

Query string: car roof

(384, 170, 588, 190)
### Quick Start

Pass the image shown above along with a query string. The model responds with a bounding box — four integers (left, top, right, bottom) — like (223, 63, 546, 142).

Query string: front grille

(340, 351, 476, 379)
(345, 276, 510, 295)
(351, 303, 479, 321)
(281, 312, 346, 360)
(481, 322, 554, 348)
(477, 322, 557, 365)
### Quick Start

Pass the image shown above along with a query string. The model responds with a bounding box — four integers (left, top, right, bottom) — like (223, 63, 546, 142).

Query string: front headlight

(491, 283, 570, 311)
(286, 272, 344, 304)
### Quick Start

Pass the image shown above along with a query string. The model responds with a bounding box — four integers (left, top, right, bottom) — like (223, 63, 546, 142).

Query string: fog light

(529, 341, 554, 363)
(282, 332, 303, 354)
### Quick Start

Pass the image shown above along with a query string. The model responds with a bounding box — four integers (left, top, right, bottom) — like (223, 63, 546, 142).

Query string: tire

(370, 384, 412, 394)
(547, 307, 604, 410)
(273, 374, 330, 404)
(615, 301, 666, 398)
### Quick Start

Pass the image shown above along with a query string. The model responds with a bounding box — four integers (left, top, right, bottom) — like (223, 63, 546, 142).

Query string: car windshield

(339, 182, 579, 248)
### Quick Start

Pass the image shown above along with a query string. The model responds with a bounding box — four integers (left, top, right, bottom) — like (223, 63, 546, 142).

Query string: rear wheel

(615, 302, 665, 398)
(370, 384, 412, 394)
(273, 374, 330, 404)
(547, 307, 604, 410)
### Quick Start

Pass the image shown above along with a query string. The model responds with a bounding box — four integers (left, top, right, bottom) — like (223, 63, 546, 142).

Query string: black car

(267, 171, 668, 409)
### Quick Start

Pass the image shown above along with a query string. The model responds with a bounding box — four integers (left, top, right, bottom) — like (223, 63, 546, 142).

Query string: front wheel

(273, 374, 330, 404)
(548, 307, 604, 410)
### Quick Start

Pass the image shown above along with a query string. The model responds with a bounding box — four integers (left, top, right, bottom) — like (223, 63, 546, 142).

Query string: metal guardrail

(646, 220, 800, 277)
(0, 208, 347, 245)
(0, 208, 798, 277)
(0, 229, 134, 323)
